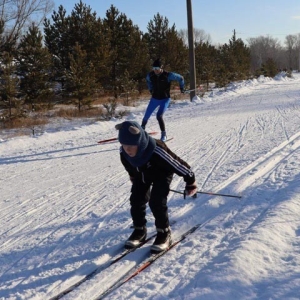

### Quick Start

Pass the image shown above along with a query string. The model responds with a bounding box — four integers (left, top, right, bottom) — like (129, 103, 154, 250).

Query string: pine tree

(165, 26, 188, 75)
(144, 13, 187, 77)
(68, 1, 104, 60)
(0, 52, 20, 119)
(68, 1, 109, 85)
(144, 13, 169, 61)
(64, 42, 97, 111)
(260, 58, 278, 77)
(16, 23, 54, 111)
(216, 30, 251, 86)
(0, 20, 5, 55)
(102, 5, 148, 98)
(44, 1, 109, 95)
(131, 32, 150, 93)
(43, 6, 71, 90)
(195, 42, 218, 90)
(119, 69, 138, 106)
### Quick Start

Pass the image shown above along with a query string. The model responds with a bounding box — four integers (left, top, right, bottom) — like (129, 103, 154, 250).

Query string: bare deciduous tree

(0, 0, 54, 43)
(247, 35, 283, 71)
(178, 28, 212, 46)
(285, 34, 298, 69)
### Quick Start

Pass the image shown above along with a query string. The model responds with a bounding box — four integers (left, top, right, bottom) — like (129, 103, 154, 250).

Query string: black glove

(180, 87, 185, 94)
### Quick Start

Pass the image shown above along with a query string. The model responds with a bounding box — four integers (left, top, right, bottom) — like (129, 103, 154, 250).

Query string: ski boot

(151, 227, 172, 253)
(125, 226, 147, 249)
(160, 131, 167, 142)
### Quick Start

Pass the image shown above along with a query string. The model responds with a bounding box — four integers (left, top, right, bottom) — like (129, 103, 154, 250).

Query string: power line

(237, 31, 300, 36)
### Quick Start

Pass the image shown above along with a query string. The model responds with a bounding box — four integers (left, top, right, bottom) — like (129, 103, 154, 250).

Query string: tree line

(0, 0, 299, 123)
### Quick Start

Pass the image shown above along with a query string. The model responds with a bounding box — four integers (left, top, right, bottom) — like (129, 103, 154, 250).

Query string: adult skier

(141, 58, 185, 142)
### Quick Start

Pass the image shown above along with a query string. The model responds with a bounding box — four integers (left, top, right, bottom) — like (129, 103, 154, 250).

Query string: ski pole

(183, 88, 198, 94)
(196, 190, 242, 198)
(169, 188, 242, 199)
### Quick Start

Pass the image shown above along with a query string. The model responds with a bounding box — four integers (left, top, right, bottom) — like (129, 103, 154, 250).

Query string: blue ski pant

(142, 98, 171, 132)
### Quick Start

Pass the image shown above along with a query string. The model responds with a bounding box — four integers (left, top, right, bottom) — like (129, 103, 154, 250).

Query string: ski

(160, 137, 174, 143)
(96, 223, 201, 299)
(49, 220, 176, 300)
(49, 233, 157, 300)
(97, 131, 158, 144)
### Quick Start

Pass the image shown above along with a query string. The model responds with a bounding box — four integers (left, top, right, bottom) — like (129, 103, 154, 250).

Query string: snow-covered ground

(1, 73, 300, 300)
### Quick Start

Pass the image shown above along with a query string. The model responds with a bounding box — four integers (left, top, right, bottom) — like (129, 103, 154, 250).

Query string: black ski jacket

(146, 70, 184, 100)
(120, 139, 195, 185)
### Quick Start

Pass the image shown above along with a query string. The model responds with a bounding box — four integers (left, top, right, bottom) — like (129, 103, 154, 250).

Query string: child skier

(116, 120, 197, 253)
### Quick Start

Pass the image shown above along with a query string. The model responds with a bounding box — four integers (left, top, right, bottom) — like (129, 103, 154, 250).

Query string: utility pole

(298, 49, 300, 71)
(186, 0, 196, 101)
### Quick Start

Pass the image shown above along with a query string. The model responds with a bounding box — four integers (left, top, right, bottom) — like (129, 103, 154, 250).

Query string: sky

(1, 72, 300, 299)
(51, 0, 300, 45)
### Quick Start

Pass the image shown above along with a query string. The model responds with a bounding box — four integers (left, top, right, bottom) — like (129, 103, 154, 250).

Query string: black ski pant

(130, 174, 173, 229)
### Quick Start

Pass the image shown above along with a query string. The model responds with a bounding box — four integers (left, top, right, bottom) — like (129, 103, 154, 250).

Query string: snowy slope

(1, 73, 300, 300)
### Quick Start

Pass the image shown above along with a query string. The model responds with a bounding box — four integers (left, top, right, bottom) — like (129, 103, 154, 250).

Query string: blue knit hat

(116, 121, 142, 145)
(115, 121, 156, 167)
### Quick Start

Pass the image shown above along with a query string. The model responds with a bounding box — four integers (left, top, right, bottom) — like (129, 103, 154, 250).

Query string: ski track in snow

(1, 74, 300, 299)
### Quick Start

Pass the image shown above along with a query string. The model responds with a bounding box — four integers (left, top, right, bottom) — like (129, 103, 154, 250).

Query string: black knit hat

(152, 58, 162, 68)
